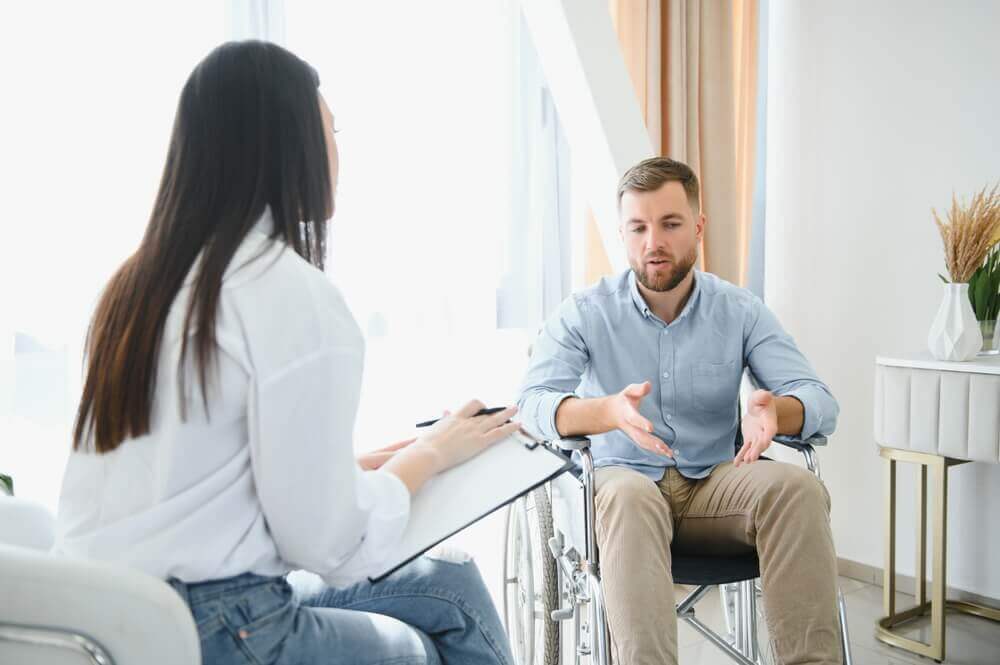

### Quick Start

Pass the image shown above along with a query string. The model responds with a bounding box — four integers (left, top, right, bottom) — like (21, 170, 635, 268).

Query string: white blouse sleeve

(248, 346, 410, 586)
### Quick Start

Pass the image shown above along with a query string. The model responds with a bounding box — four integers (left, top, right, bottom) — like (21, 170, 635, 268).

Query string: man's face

(619, 181, 704, 292)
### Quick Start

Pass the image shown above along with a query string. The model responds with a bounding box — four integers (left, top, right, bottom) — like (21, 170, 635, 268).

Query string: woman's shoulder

(223, 239, 364, 372)
(226, 237, 340, 303)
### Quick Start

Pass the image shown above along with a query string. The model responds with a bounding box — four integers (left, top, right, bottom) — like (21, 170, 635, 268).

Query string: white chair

(0, 494, 55, 551)
(0, 495, 201, 665)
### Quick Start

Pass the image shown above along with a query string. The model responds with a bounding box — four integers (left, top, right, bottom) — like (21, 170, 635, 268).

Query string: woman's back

(55, 211, 370, 583)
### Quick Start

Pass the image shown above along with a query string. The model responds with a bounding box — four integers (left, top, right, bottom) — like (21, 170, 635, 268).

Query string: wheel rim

(503, 498, 537, 663)
(516, 498, 536, 662)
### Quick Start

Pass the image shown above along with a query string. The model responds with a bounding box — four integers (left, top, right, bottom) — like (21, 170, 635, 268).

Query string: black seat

(671, 552, 760, 586)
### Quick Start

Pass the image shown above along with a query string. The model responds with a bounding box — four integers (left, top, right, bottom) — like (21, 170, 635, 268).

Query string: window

(0, 1, 226, 510)
(282, 1, 573, 449)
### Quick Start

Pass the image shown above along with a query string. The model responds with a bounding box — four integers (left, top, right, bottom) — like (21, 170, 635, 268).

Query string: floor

(673, 577, 1000, 665)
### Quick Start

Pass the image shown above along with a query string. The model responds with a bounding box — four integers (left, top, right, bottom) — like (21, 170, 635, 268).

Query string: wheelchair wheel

(502, 486, 561, 665)
(719, 582, 777, 665)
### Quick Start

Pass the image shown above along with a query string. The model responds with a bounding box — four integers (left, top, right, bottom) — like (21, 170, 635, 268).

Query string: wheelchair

(501, 431, 854, 665)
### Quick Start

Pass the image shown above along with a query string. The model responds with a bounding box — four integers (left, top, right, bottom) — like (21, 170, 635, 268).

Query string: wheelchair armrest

(772, 434, 827, 452)
(771, 434, 827, 478)
(553, 436, 592, 452)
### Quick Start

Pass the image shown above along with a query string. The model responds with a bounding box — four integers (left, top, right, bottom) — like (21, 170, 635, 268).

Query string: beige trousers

(594, 460, 842, 665)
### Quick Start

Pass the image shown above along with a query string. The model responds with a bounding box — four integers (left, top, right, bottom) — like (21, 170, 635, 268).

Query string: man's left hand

(735, 390, 777, 466)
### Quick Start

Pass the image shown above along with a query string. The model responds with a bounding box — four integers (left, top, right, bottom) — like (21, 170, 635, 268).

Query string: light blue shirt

(517, 269, 839, 480)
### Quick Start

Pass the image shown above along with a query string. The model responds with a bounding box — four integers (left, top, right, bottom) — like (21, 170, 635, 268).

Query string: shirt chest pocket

(691, 360, 740, 414)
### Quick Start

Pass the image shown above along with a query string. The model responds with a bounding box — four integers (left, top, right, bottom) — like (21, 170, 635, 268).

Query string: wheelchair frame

(502, 435, 853, 665)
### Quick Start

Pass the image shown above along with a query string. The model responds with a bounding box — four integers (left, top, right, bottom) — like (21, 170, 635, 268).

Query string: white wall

(766, 0, 1000, 598)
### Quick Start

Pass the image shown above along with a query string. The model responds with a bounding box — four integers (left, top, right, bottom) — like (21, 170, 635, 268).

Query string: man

(518, 157, 842, 665)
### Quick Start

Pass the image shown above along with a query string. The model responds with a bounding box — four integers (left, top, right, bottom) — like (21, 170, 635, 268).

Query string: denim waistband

(167, 572, 285, 606)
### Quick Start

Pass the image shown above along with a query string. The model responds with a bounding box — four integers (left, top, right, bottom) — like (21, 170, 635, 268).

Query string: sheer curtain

(0, 1, 226, 511)
(497, 12, 572, 330)
(281, 1, 572, 451)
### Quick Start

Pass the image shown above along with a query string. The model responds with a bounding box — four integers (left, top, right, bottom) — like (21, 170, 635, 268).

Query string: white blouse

(54, 211, 410, 586)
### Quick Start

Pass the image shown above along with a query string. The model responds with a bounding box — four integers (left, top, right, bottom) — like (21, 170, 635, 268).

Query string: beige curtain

(665, 0, 758, 286)
(585, 0, 758, 288)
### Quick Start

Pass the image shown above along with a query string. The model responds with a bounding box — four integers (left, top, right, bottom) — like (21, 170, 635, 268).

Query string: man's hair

(617, 157, 700, 213)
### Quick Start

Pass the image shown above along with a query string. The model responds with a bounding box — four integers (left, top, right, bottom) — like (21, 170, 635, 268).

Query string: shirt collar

(251, 206, 276, 237)
(182, 208, 278, 289)
(628, 268, 703, 322)
(628, 269, 652, 317)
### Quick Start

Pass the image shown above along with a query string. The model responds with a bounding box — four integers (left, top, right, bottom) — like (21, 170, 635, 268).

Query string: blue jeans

(167, 556, 513, 665)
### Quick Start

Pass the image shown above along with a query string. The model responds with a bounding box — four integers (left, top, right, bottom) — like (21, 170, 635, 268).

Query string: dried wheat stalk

(934, 183, 1000, 283)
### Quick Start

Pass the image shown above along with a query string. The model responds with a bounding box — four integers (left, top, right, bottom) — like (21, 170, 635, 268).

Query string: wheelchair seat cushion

(671, 551, 761, 586)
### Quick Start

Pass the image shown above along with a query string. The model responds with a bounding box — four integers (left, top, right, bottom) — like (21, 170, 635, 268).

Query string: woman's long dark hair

(73, 41, 332, 453)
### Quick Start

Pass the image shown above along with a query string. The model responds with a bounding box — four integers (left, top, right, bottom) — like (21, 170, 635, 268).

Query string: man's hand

(735, 389, 778, 466)
(357, 437, 417, 471)
(611, 382, 673, 458)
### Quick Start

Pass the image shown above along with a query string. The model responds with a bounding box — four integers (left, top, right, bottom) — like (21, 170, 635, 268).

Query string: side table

(874, 352, 1000, 661)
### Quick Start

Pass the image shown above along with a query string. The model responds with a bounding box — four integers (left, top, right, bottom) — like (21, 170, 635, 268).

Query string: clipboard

(369, 431, 574, 582)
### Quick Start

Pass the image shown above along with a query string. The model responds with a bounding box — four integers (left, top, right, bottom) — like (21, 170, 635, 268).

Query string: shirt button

(662, 371, 670, 378)
(667, 414, 673, 420)
(663, 330, 669, 336)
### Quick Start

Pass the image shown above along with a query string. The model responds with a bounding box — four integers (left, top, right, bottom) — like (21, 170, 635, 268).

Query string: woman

(55, 41, 517, 665)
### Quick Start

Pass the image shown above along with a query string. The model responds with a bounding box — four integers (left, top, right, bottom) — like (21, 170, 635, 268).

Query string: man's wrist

(599, 394, 619, 432)
(775, 395, 805, 437)
(554, 394, 618, 438)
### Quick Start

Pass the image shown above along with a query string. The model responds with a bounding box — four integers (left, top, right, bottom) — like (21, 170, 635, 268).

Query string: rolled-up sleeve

(743, 297, 839, 440)
(250, 348, 410, 587)
(517, 296, 590, 441)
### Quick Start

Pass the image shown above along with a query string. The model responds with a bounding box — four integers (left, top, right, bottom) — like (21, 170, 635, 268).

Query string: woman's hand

(412, 400, 520, 475)
(357, 437, 416, 471)
(382, 399, 519, 494)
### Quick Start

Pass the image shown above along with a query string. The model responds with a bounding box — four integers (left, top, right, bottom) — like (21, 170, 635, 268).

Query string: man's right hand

(610, 382, 673, 458)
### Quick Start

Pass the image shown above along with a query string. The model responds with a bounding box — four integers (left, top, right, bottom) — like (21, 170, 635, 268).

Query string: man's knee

(765, 463, 830, 514)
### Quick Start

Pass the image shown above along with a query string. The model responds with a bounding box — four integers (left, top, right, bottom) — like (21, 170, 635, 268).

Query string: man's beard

(631, 245, 698, 292)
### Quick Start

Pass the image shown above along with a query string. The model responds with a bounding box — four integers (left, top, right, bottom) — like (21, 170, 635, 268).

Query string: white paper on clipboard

(368, 431, 573, 582)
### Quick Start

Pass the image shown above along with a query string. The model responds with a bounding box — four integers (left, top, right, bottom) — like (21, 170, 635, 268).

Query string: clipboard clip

(512, 429, 543, 450)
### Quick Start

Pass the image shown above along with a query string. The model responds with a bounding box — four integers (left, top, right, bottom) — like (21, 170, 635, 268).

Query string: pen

(415, 406, 508, 428)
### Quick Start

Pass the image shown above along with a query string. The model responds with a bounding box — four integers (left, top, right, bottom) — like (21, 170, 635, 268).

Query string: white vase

(928, 283, 983, 361)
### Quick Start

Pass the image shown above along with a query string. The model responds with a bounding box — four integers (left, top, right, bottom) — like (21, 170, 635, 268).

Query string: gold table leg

(876, 447, 1000, 662)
